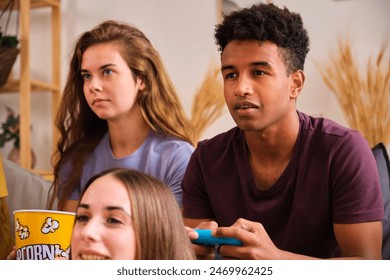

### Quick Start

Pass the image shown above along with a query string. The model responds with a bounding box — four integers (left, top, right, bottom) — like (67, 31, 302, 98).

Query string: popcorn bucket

(14, 209, 76, 260)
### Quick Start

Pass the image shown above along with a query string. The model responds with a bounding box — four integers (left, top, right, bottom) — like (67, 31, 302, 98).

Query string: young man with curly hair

(183, 3, 384, 260)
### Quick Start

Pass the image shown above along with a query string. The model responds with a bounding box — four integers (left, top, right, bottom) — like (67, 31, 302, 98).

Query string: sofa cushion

(372, 142, 390, 259)
(3, 158, 53, 234)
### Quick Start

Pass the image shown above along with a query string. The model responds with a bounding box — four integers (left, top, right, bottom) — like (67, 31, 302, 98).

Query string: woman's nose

(80, 218, 102, 242)
(87, 76, 103, 93)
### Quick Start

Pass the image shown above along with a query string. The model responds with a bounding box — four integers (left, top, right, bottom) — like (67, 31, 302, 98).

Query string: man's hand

(214, 218, 281, 260)
(186, 220, 218, 260)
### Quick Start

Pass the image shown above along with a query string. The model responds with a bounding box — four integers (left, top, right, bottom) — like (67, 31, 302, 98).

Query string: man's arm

(333, 221, 382, 259)
(214, 218, 383, 259)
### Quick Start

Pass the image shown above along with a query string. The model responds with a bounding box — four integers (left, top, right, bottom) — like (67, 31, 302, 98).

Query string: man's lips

(233, 101, 259, 110)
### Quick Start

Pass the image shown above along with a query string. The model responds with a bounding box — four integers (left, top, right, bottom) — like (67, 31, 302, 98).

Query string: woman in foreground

(71, 168, 195, 260)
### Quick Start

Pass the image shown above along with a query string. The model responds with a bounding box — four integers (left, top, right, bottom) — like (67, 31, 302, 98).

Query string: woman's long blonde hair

(48, 20, 195, 209)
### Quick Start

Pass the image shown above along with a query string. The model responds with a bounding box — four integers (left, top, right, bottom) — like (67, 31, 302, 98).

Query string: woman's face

(81, 42, 145, 122)
(71, 174, 137, 260)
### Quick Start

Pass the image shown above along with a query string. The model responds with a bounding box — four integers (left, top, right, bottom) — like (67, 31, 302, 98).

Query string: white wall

(0, 0, 389, 170)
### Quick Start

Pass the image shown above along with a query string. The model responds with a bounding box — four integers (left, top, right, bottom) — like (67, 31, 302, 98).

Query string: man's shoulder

(298, 111, 371, 159)
(299, 111, 356, 137)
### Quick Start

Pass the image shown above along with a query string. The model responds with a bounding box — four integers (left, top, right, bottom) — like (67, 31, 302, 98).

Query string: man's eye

(75, 215, 89, 223)
(81, 73, 91, 80)
(253, 70, 266, 76)
(225, 72, 237, 80)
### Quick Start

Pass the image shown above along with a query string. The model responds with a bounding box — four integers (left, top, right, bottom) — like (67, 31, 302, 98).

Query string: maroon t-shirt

(182, 111, 384, 258)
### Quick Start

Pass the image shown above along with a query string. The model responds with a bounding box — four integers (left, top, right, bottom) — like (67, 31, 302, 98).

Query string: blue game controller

(191, 229, 243, 246)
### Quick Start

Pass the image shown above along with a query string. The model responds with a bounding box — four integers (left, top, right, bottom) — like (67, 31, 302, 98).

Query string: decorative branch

(318, 37, 390, 147)
(191, 63, 226, 142)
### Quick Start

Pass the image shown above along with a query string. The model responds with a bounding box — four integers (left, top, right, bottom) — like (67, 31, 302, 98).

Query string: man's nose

(234, 75, 254, 97)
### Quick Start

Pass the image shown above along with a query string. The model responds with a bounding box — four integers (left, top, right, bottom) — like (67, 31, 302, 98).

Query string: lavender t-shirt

(182, 111, 384, 258)
(62, 131, 194, 207)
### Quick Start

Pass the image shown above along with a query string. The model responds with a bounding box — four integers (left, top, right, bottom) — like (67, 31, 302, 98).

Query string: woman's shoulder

(147, 131, 195, 151)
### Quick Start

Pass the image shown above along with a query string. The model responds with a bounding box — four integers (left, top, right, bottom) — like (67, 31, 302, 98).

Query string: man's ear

(290, 70, 305, 99)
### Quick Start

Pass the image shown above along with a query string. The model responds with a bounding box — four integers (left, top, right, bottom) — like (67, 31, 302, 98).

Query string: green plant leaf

(0, 36, 18, 47)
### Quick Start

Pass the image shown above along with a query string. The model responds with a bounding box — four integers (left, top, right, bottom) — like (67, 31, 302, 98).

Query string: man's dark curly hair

(215, 3, 310, 74)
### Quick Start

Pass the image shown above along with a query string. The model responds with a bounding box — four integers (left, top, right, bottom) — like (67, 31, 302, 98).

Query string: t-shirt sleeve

(330, 130, 384, 223)
(163, 142, 194, 208)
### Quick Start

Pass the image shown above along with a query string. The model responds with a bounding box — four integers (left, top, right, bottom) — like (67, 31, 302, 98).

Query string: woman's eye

(75, 215, 90, 223)
(107, 217, 122, 224)
(103, 69, 113, 76)
(81, 73, 91, 80)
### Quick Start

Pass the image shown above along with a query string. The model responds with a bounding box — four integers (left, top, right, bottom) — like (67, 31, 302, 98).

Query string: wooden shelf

(0, 0, 61, 175)
(0, 0, 60, 10)
(0, 79, 60, 92)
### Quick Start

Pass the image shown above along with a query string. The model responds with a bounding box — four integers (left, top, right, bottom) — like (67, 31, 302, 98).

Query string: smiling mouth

(80, 254, 109, 260)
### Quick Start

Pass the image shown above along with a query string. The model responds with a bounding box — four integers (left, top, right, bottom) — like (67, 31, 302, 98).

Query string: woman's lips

(79, 253, 109, 260)
(92, 98, 109, 105)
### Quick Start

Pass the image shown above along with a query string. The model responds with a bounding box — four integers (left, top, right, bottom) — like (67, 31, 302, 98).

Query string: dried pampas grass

(319, 38, 390, 147)
(191, 63, 226, 142)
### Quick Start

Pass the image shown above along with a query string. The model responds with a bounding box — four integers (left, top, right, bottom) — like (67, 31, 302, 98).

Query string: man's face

(221, 40, 300, 133)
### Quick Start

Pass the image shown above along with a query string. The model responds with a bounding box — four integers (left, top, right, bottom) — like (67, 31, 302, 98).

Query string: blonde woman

(71, 168, 195, 260)
(48, 20, 195, 211)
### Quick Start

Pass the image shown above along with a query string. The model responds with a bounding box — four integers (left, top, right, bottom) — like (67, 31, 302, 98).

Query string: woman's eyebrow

(76, 204, 131, 217)
(99, 63, 117, 70)
(77, 203, 89, 209)
(106, 206, 124, 211)
(80, 63, 117, 73)
(105, 206, 132, 217)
